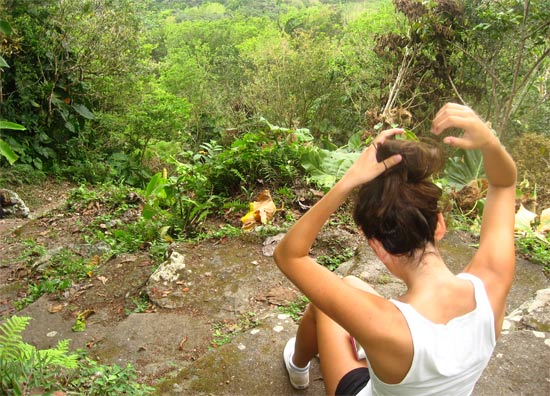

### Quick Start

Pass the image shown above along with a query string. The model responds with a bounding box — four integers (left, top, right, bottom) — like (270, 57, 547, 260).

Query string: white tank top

(357, 273, 496, 396)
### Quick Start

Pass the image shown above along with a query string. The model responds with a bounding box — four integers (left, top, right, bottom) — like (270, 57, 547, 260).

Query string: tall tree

(456, 0, 550, 136)
(0, 0, 143, 167)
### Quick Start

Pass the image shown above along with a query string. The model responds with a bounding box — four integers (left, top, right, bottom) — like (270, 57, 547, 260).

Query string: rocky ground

(0, 181, 549, 395)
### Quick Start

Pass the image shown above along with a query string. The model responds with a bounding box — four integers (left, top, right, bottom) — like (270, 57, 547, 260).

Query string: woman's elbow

(273, 243, 284, 270)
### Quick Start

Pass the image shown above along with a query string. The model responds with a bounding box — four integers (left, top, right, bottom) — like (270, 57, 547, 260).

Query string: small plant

(210, 312, 259, 349)
(143, 170, 220, 238)
(196, 224, 242, 241)
(0, 316, 78, 394)
(68, 357, 154, 395)
(516, 234, 550, 273)
(15, 278, 72, 310)
(211, 324, 233, 348)
(17, 239, 47, 263)
(277, 296, 310, 322)
(317, 247, 355, 271)
(15, 248, 96, 310)
(125, 293, 151, 315)
(0, 315, 153, 395)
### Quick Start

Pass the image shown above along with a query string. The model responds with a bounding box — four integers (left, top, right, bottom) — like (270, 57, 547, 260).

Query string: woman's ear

(434, 212, 446, 241)
(368, 238, 391, 264)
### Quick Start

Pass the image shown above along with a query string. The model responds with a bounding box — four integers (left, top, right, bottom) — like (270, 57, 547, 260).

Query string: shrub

(508, 133, 550, 209)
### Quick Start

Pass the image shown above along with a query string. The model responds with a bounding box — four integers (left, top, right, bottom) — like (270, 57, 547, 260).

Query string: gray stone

(31, 246, 65, 272)
(89, 313, 211, 381)
(522, 288, 550, 332)
(4, 220, 550, 396)
(0, 189, 30, 218)
(262, 233, 285, 257)
(18, 295, 108, 351)
(474, 330, 550, 396)
(504, 288, 550, 333)
(146, 251, 188, 309)
(154, 313, 326, 396)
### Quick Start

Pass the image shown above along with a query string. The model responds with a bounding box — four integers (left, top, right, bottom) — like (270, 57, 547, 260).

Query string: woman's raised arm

(431, 103, 517, 332)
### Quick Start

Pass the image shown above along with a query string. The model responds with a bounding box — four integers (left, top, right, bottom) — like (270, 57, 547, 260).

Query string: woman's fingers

(431, 108, 474, 135)
(380, 154, 402, 171)
(442, 136, 475, 150)
(375, 128, 404, 145)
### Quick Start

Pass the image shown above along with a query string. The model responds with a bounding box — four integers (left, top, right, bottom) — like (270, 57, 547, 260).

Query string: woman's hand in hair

(340, 128, 403, 190)
(431, 103, 498, 150)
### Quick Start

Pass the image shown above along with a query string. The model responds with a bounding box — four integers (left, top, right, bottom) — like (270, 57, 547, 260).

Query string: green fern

(0, 315, 31, 363)
(0, 315, 79, 394)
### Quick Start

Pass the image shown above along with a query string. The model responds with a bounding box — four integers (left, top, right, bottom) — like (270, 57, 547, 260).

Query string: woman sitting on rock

(274, 103, 517, 396)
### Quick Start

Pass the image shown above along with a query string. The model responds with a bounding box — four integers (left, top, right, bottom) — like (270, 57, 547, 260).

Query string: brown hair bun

(353, 139, 444, 256)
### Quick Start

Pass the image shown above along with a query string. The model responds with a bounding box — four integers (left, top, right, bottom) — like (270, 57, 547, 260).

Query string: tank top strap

(456, 273, 492, 310)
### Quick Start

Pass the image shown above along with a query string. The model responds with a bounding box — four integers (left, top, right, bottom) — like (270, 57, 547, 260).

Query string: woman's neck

(398, 250, 455, 295)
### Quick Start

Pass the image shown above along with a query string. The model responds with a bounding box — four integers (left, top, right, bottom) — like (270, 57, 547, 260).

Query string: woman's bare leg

(291, 276, 378, 395)
(315, 304, 367, 395)
(292, 304, 318, 368)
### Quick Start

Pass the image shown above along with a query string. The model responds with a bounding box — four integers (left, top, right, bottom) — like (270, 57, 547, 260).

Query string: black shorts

(335, 367, 370, 396)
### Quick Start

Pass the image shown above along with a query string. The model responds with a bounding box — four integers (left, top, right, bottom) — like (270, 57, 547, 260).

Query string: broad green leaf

(71, 103, 95, 119)
(33, 157, 43, 170)
(141, 204, 158, 220)
(294, 128, 314, 143)
(396, 129, 419, 141)
(0, 121, 25, 131)
(0, 55, 8, 68)
(444, 149, 485, 188)
(145, 172, 168, 198)
(347, 131, 364, 152)
(301, 148, 360, 190)
(0, 139, 19, 164)
(0, 20, 13, 36)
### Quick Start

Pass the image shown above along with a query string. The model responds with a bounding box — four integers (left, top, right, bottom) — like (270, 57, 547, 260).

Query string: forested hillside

(1, 0, 549, 250)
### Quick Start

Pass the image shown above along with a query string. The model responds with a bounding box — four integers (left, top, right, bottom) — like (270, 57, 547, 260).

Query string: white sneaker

(283, 337, 310, 389)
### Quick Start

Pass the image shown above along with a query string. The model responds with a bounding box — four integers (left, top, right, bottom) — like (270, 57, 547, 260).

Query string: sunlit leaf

(537, 208, 550, 234)
(301, 148, 360, 190)
(514, 204, 537, 233)
(0, 139, 19, 164)
(0, 121, 25, 130)
(395, 129, 419, 141)
(241, 190, 277, 230)
(444, 149, 485, 188)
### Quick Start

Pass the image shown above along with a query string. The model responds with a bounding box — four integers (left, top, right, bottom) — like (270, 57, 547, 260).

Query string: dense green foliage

(0, 0, 547, 242)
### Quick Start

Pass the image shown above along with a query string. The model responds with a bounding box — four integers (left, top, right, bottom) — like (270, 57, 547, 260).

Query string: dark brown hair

(353, 139, 444, 256)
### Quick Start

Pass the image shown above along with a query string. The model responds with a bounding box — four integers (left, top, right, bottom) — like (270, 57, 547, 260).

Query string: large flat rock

(154, 312, 325, 396)
(474, 330, 550, 396)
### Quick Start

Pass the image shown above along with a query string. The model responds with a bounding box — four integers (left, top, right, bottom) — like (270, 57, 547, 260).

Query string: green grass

(317, 247, 355, 271)
(15, 247, 96, 310)
(210, 312, 259, 348)
(516, 235, 550, 273)
(277, 295, 309, 322)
